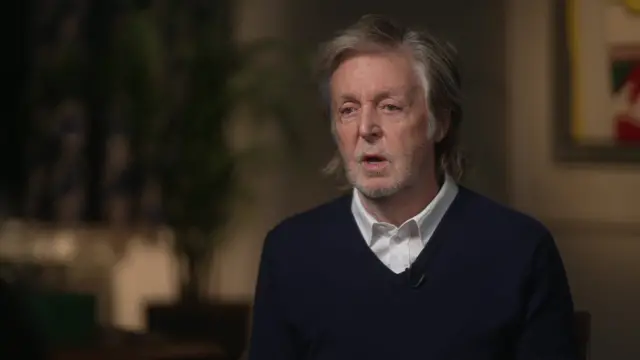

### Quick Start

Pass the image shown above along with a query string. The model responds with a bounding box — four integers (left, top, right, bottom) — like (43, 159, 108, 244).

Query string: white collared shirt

(351, 175, 459, 274)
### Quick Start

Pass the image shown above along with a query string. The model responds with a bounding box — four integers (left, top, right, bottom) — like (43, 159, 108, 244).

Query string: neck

(359, 172, 441, 226)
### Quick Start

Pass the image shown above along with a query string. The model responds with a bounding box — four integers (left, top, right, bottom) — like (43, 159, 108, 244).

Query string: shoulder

(261, 194, 351, 254)
(456, 186, 554, 246)
(270, 193, 351, 237)
(454, 187, 564, 278)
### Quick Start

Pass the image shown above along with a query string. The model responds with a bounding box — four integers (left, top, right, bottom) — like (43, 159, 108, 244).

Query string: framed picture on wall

(554, 0, 640, 162)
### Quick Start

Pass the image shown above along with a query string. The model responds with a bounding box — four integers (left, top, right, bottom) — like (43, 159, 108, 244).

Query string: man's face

(330, 50, 436, 199)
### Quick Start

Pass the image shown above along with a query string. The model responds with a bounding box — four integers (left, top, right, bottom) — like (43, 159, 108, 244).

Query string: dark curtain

(1, 0, 31, 218)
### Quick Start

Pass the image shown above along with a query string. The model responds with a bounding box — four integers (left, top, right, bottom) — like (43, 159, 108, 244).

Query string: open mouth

(361, 154, 389, 167)
(363, 155, 386, 163)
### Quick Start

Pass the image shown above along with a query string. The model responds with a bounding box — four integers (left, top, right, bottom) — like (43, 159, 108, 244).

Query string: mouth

(361, 154, 388, 163)
(360, 154, 390, 171)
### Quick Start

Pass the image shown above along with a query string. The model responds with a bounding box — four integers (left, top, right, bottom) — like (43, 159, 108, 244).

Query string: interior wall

(506, 1, 640, 359)
(207, 0, 298, 300)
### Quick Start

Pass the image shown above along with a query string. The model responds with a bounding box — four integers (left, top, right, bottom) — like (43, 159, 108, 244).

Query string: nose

(358, 106, 382, 142)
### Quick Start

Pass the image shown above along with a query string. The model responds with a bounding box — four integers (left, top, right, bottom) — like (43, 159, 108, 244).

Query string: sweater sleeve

(515, 231, 579, 360)
(248, 229, 301, 360)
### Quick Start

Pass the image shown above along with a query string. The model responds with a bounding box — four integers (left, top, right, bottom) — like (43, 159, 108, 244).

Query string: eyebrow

(337, 93, 360, 103)
(336, 85, 422, 105)
(372, 89, 406, 104)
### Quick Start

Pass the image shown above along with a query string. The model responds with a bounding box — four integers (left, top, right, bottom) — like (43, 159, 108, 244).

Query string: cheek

(384, 133, 430, 173)
(334, 125, 358, 154)
(390, 123, 430, 155)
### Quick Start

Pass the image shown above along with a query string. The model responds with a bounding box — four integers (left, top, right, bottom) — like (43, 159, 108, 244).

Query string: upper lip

(361, 154, 388, 162)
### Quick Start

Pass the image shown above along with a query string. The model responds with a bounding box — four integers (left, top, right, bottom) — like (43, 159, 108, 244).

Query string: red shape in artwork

(615, 64, 640, 143)
(616, 114, 640, 142)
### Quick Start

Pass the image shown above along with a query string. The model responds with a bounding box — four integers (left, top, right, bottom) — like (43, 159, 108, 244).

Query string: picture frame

(553, 0, 640, 163)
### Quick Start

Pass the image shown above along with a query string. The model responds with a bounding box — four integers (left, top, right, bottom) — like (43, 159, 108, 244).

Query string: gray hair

(317, 14, 465, 181)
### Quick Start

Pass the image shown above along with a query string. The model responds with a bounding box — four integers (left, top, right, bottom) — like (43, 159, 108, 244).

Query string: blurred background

(1, 0, 639, 359)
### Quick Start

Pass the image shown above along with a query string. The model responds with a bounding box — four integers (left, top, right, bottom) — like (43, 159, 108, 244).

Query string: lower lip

(361, 160, 389, 171)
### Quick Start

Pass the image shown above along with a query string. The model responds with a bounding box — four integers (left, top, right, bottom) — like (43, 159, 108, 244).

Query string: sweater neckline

(333, 187, 471, 289)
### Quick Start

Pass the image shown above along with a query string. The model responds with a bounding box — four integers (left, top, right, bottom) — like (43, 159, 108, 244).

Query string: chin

(353, 178, 403, 199)
(345, 166, 407, 198)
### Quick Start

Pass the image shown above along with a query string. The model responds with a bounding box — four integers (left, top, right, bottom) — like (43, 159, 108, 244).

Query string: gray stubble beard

(346, 166, 406, 200)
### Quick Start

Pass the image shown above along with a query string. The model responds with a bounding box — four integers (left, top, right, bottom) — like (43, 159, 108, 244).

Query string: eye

(340, 107, 356, 115)
(381, 104, 402, 112)
(338, 105, 359, 120)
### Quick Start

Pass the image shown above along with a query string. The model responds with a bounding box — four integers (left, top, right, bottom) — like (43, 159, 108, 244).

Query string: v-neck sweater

(248, 187, 578, 360)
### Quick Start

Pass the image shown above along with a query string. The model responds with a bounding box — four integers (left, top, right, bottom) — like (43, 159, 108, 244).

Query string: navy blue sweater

(248, 187, 578, 360)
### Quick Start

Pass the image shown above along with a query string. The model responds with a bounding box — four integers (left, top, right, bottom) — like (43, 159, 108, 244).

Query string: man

(248, 15, 578, 360)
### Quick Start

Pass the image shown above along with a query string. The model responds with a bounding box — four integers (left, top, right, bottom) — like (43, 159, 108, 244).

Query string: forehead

(329, 50, 420, 97)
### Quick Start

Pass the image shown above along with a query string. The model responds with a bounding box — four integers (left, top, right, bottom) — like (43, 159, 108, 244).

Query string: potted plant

(106, 0, 308, 322)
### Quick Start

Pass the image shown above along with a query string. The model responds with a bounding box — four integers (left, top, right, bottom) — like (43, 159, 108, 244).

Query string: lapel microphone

(412, 272, 426, 288)
(407, 262, 427, 288)
(407, 238, 427, 288)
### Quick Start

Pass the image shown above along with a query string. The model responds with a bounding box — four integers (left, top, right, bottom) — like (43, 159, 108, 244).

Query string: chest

(284, 254, 524, 358)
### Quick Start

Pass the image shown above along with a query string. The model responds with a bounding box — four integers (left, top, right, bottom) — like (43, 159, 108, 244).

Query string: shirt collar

(351, 174, 459, 246)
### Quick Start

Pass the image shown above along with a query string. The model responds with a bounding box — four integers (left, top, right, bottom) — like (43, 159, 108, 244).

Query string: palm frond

(107, 2, 309, 255)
